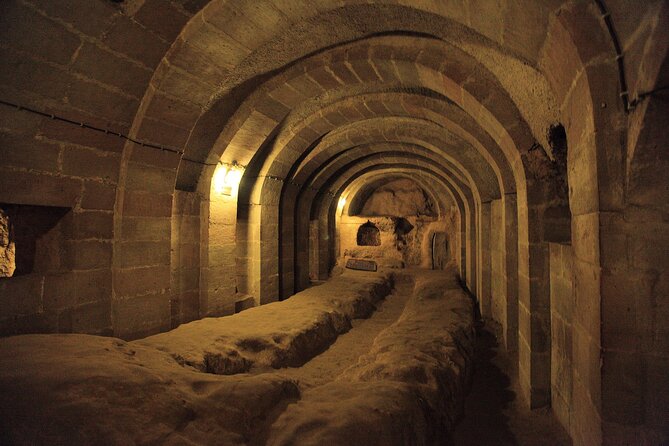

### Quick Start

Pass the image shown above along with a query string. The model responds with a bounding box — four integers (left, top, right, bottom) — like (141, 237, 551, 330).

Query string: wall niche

(357, 221, 381, 246)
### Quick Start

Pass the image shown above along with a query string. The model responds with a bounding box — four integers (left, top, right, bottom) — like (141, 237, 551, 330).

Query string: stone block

(73, 43, 152, 99)
(540, 19, 581, 106)
(63, 240, 112, 270)
(600, 272, 645, 351)
(116, 241, 170, 268)
(572, 258, 601, 339)
(67, 211, 114, 240)
(0, 274, 43, 316)
(67, 79, 139, 126)
(178, 289, 200, 322)
(0, 311, 58, 337)
(571, 375, 602, 446)
(114, 265, 170, 298)
(39, 118, 126, 153)
(177, 243, 200, 267)
(75, 268, 112, 305)
(572, 326, 601, 408)
(10, 43, 53, 79)
(125, 162, 176, 194)
(62, 147, 120, 183)
(42, 272, 77, 311)
(122, 191, 172, 217)
(0, 105, 43, 136)
(327, 62, 360, 87)
(144, 92, 202, 131)
(27, 0, 116, 38)
(134, 0, 190, 42)
(79, 182, 116, 213)
(0, 3, 81, 65)
(129, 143, 181, 170)
(174, 267, 199, 293)
(113, 292, 171, 340)
(135, 117, 190, 150)
(102, 16, 170, 68)
(70, 301, 112, 336)
(0, 132, 60, 173)
(568, 138, 600, 217)
(122, 217, 170, 242)
(174, 217, 199, 244)
(0, 170, 81, 208)
(602, 350, 644, 424)
(628, 230, 669, 272)
(644, 354, 669, 431)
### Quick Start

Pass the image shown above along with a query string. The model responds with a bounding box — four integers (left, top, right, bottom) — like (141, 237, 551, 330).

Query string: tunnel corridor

(0, 0, 668, 444)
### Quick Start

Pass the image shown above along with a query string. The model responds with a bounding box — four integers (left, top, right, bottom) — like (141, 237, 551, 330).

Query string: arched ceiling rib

(307, 154, 475, 222)
(175, 34, 545, 195)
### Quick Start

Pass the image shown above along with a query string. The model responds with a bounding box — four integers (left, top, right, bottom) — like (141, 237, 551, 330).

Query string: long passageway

(1, 1, 666, 444)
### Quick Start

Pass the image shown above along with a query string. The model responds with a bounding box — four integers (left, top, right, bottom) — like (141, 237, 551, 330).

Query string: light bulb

(212, 165, 228, 194)
(224, 167, 243, 187)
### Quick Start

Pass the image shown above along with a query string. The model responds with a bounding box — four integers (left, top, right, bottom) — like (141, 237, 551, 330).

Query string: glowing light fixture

(213, 161, 244, 196)
(338, 197, 347, 208)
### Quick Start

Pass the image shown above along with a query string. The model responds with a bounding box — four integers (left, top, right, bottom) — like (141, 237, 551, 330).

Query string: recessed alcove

(0, 203, 71, 277)
(356, 221, 381, 246)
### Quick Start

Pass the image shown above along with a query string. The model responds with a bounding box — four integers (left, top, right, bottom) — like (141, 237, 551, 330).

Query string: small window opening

(548, 124, 568, 167)
(0, 208, 16, 278)
(0, 204, 70, 278)
(357, 221, 381, 246)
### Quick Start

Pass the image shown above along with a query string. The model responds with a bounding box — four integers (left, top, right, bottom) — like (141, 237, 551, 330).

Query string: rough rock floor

(452, 323, 572, 446)
(275, 276, 414, 388)
(0, 268, 475, 445)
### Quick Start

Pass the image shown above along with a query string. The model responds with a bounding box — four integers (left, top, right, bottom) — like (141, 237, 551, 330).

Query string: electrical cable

(0, 99, 237, 168)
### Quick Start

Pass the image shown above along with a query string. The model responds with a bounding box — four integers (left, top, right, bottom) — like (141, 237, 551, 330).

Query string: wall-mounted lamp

(213, 161, 245, 196)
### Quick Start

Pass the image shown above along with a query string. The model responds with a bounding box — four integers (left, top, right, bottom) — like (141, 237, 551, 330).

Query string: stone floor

(452, 322, 572, 446)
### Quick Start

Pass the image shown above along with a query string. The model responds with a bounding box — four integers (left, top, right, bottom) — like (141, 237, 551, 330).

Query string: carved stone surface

(345, 258, 378, 272)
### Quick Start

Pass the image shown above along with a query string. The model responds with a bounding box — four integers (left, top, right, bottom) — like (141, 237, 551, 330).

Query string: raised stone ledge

(136, 270, 394, 374)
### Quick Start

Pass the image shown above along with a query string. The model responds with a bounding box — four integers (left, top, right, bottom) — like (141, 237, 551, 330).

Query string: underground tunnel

(0, 0, 668, 445)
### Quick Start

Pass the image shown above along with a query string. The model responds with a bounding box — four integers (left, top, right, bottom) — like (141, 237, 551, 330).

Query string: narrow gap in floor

(452, 322, 571, 446)
(277, 273, 414, 388)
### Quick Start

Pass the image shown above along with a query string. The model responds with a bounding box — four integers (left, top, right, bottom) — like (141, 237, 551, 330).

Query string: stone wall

(170, 191, 200, 328)
(550, 242, 573, 435)
(0, 203, 113, 337)
(490, 199, 506, 339)
(339, 215, 457, 271)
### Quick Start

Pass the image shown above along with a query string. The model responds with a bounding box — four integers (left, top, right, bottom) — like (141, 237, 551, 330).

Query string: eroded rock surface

(0, 269, 474, 445)
(267, 271, 474, 445)
(136, 271, 394, 374)
(0, 335, 299, 445)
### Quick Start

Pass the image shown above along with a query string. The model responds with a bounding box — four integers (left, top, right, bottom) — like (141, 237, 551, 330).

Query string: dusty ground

(0, 268, 476, 445)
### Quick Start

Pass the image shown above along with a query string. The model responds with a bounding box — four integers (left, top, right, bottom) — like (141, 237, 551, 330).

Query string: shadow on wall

(0, 204, 71, 277)
(451, 327, 516, 445)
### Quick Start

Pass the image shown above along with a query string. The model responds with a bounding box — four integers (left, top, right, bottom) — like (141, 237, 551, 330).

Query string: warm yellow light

(213, 163, 244, 196)
(338, 197, 347, 207)
(224, 167, 243, 187)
